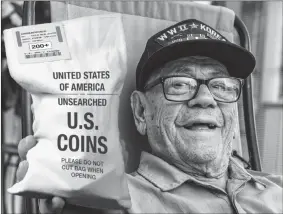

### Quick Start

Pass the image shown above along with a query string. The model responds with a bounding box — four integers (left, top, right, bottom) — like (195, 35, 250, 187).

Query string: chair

(19, 1, 262, 213)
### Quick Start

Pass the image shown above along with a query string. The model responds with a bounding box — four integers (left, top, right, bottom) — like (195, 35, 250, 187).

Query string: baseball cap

(136, 19, 256, 91)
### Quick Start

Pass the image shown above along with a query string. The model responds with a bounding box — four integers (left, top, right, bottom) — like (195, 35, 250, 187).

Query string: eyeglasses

(144, 76, 243, 103)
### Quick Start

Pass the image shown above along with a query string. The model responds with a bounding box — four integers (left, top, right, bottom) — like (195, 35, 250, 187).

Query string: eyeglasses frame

(143, 75, 244, 103)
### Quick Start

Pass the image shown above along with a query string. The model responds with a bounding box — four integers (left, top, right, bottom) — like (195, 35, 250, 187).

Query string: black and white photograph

(1, 1, 282, 214)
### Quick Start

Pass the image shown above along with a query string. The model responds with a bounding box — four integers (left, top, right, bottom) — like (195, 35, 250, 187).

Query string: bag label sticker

(14, 23, 71, 63)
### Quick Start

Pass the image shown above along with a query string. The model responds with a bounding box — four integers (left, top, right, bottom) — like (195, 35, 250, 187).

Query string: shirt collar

(137, 151, 265, 192)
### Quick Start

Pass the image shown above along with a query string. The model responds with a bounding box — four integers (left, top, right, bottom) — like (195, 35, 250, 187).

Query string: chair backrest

(22, 1, 263, 173)
(46, 1, 245, 172)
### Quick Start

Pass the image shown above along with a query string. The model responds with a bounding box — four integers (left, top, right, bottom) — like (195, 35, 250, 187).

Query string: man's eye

(226, 87, 235, 92)
(212, 84, 225, 90)
(173, 82, 187, 88)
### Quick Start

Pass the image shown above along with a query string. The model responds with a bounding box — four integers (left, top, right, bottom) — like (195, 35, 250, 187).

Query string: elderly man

(16, 19, 282, 214)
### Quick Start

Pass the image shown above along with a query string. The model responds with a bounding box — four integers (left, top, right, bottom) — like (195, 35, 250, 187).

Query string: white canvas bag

(4, 14, 131, 209)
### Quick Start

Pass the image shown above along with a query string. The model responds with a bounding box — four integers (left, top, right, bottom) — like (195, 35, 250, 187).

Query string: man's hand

(17, 135, 105, 214)
(17, 135, 65, 213)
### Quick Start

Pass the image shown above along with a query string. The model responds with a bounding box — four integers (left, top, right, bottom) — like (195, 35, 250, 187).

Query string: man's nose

(187, 84, 217, 108)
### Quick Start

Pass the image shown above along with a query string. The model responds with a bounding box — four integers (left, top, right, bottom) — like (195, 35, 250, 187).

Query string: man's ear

(130, 90, 147, 135)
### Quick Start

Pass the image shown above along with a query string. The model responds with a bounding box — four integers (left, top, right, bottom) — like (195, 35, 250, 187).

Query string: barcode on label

(25, 51, 62, 59)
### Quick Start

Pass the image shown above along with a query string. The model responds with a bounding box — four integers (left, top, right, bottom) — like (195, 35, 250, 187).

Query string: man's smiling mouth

(179, 118, 222, 131)
(184, 122, 217, 130)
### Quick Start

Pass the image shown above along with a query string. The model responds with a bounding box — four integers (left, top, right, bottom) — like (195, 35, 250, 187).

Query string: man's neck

(194, 170, 229, 191)
(172, 156, 230, 191)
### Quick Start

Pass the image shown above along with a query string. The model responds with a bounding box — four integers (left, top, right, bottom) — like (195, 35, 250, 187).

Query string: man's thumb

(51, 197, 65, 214)
(39, 197, 65, 214)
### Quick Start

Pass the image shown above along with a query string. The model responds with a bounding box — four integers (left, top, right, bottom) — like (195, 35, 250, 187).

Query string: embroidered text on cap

(154, 19, 227, 47)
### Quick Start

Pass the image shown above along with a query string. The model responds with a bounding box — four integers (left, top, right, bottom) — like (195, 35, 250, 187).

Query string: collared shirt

(124, 152, 282, 214)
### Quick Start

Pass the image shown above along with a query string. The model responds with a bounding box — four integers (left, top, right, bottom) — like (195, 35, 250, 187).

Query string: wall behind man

(225, 1, 283, 174)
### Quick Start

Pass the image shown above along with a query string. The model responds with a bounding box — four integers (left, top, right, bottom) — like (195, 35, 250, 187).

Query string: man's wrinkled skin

(16, 56, 237, 213)
(131, 57, 237, 181)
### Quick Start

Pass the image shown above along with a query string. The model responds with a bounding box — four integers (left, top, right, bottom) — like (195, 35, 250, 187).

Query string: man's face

(132, 56, 237, 177)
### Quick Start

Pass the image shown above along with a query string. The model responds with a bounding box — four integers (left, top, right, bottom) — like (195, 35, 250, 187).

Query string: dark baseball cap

(136, 19, 256, 91)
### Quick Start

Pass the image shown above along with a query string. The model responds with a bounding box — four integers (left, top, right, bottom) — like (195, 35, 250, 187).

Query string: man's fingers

(40, 198, 108, 214)
(18, 135, 37, 160)
(16, 161, 28, 182)
(39, 197, 65, 214)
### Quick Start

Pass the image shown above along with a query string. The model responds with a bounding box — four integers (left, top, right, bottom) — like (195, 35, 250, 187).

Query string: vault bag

(4, 14, 131, 209)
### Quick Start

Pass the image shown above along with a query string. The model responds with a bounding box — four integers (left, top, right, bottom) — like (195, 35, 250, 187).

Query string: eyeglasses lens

(208, 78, 240, 102)
(164, 77, 198, 101)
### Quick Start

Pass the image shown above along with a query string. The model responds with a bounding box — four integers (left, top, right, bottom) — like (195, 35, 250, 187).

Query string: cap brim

(139, 40, 256, 89)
